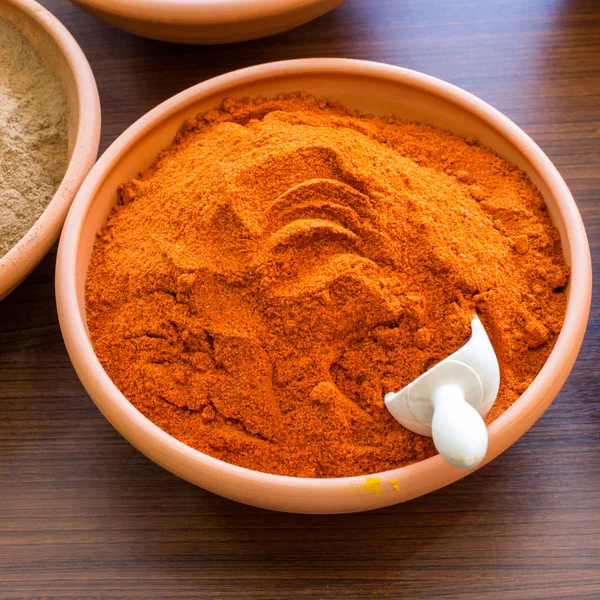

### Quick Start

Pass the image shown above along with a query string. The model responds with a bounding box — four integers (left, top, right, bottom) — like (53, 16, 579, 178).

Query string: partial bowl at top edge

(55, 58, 592, 514)
(0, 0, 101, 301)
(68, 0, 346, 45)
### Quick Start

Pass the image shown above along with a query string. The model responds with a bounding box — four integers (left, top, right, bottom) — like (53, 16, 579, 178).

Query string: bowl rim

(0, 0, 101, 298)
(56, 58, 592, 497)
(70, 0, 337, 23)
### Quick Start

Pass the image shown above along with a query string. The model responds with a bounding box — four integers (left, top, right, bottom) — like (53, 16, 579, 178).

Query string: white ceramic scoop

(384, 317, 500, 469)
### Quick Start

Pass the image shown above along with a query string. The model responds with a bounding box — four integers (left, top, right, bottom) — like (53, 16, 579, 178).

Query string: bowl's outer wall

(0, 0, 101, 300)
(69, 0, 345, 44)
(56, 60, 592, 513)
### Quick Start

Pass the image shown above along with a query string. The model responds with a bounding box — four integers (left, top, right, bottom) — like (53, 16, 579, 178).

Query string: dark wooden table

(2, 1, 599, 598)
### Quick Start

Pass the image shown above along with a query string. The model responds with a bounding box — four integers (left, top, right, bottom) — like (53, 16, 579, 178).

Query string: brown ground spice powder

(85, 93, 569, 478)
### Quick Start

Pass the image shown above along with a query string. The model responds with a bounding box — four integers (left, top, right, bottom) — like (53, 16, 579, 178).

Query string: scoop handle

(431, 383, 488, 469)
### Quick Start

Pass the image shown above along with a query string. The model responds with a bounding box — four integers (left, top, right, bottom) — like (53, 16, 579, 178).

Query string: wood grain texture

(1, 0, 599, 598)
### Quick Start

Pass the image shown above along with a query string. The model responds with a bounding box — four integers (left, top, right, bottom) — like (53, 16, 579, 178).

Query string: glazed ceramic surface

(69, 0, 345, 44)
(56, 59, 592, 514)
(0, 0, 100, 300)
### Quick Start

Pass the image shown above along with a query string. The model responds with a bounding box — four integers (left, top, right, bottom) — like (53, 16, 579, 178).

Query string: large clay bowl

(55, 59, 592, 513)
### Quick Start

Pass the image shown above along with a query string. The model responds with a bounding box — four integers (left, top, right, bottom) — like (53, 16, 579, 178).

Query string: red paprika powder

(85, 93, 568, 477)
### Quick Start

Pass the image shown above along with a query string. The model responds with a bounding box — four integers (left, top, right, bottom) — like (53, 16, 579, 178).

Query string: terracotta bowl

(0, 0, 100, 300)
(56, 59, 592, 514)
(69, 0, 346, 45)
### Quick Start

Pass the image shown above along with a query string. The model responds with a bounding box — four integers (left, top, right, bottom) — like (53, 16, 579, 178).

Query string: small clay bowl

(56, 59, 592, 514)
(68, 0, 346, 44)
(0, 0, 100, 301)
